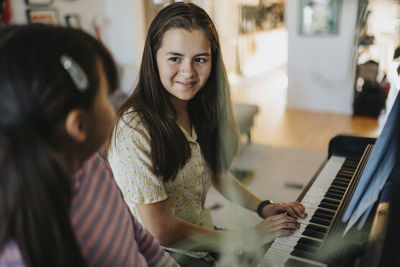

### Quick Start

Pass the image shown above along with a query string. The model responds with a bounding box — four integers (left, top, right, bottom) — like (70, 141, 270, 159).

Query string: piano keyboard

(261, 156, 360, 267)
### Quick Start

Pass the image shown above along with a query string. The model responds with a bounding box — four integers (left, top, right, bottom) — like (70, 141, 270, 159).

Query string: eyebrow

(166, 52, 211, 57)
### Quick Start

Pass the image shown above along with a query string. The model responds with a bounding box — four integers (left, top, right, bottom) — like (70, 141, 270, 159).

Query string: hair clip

(60, 54, 89, 92)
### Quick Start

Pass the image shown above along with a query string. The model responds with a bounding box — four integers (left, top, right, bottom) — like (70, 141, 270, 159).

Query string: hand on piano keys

(254, 213, 302, 244)
(262, 201, 308, 219)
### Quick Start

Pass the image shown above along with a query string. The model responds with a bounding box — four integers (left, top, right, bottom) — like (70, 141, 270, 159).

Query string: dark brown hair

(0, 24, 117, 267)
(108, 2, 239, 181)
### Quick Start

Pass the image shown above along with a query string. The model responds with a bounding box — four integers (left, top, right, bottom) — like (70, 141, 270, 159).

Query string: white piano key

(274, 235, 300, 247)
(287, 255, 328, 267)
(261, 258, 285, 267)
(265, 247, 290, 263)
(271, 242, 294, 253)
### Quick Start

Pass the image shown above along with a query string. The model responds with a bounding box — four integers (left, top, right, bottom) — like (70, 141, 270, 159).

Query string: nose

(179, 60, 195, 79)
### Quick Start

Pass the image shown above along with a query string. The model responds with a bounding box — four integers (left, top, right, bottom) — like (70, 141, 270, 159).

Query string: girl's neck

(170, 97, 192, 135)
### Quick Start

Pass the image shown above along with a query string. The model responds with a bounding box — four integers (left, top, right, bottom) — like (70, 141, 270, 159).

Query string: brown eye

(169, 57, 180, 62)
(195, 58, 207, 63)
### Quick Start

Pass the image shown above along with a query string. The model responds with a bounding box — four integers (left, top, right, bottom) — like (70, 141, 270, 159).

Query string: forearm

(156, 216, 216, 247)
(153, 216, 244, 252)
(213, 172, 263, 212)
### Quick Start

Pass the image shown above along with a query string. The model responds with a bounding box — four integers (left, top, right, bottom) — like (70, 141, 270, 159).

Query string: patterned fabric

(0, 154, 178, 267)
(108, 110, 213, 229)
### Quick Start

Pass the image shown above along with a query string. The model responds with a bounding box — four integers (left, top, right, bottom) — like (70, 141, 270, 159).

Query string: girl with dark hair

(0, 25, 178, 267)
(107, 2, 307, 264)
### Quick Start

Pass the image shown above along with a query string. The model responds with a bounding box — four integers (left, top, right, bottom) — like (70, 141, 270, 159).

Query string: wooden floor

(250, 109, 380, 151)
(230, 67, 381, 151)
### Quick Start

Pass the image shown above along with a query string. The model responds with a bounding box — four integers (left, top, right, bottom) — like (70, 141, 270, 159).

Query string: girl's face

(156, 28, 212, 105)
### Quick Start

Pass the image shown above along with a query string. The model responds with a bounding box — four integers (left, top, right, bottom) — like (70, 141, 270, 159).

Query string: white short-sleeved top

(108, 110, 214, 229)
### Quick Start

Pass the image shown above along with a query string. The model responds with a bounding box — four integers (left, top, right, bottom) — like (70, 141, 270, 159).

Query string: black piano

(259, 134, 400, 267)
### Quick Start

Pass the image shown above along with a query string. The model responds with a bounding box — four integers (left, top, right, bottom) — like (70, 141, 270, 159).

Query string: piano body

(259, 135, 400, 267)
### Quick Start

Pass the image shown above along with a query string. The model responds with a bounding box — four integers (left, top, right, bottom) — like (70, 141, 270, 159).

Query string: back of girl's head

(0, 24, 117, 267)
(0, 24, 117, 137)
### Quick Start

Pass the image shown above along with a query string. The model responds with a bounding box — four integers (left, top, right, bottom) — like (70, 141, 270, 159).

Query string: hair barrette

(60, 54, 89, 92)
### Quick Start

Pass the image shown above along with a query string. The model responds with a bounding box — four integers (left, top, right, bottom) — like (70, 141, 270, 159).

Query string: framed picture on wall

(26, 9, 59, 25)
(25, 0, 54, 6)
(65, 14, 81, 28)
(300, 0, 340, 35)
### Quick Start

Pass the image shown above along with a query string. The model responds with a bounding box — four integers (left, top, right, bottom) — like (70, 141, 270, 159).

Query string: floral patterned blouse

(108, 110, 214, 230)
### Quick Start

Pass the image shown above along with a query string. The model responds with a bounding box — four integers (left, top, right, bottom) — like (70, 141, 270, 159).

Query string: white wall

(361, 0, 398, 76)
(211, 0, 239, 74)
(9, 0, 145, 94)
(103, 0, 145, 94)
(10, 0, 106, 37)
(286, 0, 359, 114)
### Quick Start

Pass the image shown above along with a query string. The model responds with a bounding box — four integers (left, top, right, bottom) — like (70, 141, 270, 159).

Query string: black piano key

(336, 173, 352, 180)
(332, 180, 349, 187)
(343, 159, 358, 165)
(333, 177, 351, 183)
(302, 229, 325, 239)
(329, 185, 346, 191)
(342, 165, 357, 170)
(294, 243, 319, 253)
(324, 192, 342, 200)
(306, 224, 327, 233)
(321, 197, 340, 205)
(313, 212, 333, 221)
(315, 208, 335, 216)
(341, 166, 356, 172)
(333, 177, 350, 183)
(327, 188, 344, 195)
(291, 249, 319, 262)
(286, 258, 323, 267)
(312, 213, 333, 222)
(310, 217, 331, 226)
(297, 237, 322, 248)
(338, 169, 354, 175)
(319, 201, 338, 210)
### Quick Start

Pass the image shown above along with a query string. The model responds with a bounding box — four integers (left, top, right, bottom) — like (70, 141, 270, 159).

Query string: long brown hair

(0, 25, 117, 267)
(108, 2, 239, 181)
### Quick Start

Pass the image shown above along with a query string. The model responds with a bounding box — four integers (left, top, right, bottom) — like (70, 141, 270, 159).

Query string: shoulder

(115, 109, 148, 136)
(114, 109, 151, 141)
(120, 109, 144, 129)
(84, 153, 110, 173)
(73, 154, 113, 185)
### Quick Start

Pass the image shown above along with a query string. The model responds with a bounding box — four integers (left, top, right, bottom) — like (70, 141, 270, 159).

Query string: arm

(136, 199, 300, 249)
(132, 214, 179, 267)
(136, 200, 221, 250)
(212, 172, 307, 219)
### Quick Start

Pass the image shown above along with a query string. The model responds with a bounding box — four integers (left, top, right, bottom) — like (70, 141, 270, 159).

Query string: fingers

(256, 213, 301, 240)
(267, 213, 297, 224)
(271, 227, 298, 238)
(291, 203, 307, 218)
(268, 214, 300, 229)
(274, 202, 307, 219)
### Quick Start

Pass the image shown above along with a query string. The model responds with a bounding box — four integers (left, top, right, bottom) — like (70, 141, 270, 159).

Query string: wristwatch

(256, 200, 274, 219)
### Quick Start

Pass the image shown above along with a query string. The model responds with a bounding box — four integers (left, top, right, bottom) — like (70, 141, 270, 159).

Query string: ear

(64, 109, 88, 143)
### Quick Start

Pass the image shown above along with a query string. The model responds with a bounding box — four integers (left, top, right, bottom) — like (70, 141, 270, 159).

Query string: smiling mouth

(176, 81, 196, 89)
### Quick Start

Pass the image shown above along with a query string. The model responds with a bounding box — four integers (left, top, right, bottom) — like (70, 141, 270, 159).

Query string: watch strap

(256, 200, 273, 219)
